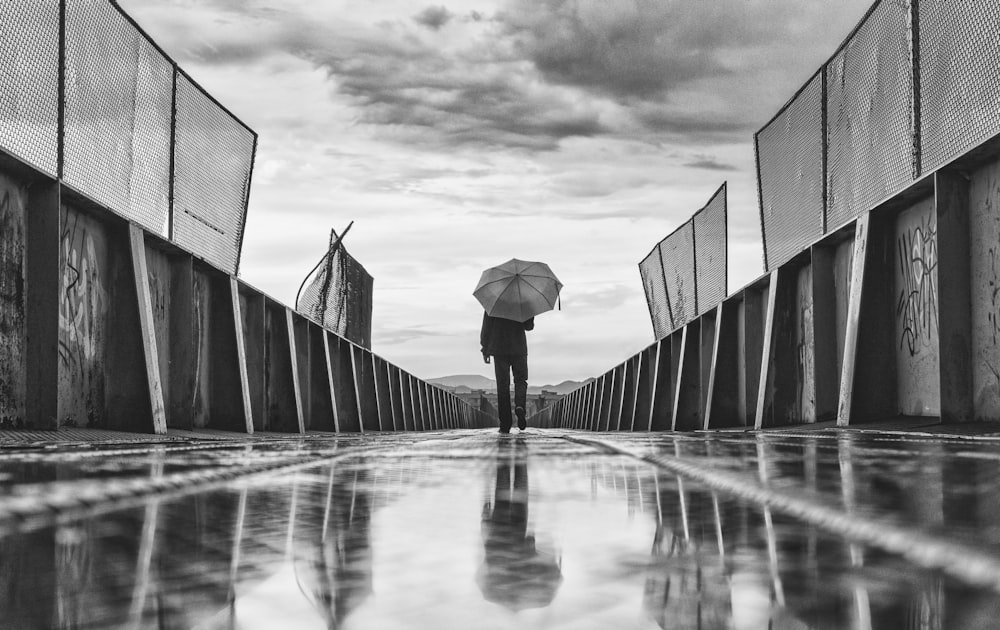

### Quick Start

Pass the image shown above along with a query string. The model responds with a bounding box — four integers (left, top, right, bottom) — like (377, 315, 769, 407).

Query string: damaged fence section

(638, 183, 727, 340)
(296, 230, 374, 350)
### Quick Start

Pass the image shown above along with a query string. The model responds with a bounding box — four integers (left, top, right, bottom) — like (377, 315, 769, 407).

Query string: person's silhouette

(481, 313, 534, 433)
(477, 438, 561, 610)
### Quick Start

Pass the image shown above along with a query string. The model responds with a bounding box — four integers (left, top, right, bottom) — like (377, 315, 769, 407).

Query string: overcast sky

(120, 0, 872, 386)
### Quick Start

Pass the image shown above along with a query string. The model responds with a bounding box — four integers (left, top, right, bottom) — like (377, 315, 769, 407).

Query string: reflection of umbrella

(474, 258, 563, 323)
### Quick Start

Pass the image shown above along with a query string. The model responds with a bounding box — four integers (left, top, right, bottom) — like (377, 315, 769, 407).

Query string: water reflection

(477, 436, 562, 611)
(4, 433, 1000, 627)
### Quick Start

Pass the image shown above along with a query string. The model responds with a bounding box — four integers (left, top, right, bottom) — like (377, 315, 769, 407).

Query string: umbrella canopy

(474, 259, 563, 322)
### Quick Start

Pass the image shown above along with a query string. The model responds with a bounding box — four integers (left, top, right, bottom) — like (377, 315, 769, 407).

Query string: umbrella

(474, 258, 563, 322)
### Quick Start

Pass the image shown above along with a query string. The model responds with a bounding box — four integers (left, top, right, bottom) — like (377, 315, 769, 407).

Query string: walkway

(2, 427, 1000, 628)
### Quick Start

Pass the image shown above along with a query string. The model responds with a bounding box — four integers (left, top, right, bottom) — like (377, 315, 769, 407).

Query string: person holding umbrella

(474, 259, 562, 434)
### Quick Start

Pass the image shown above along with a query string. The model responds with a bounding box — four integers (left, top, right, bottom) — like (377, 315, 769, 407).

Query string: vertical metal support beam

(839, 215, 870, 426)
(25, 181, 60, 429)
(909, 0, 922, 180)
(812, 245, 839, 421)
(349, 346, 367, 433)
(56, 0, 66, 180)
(167, 69, 177, 241)
(843, 210, 897, 425)
(322, 332, 340, 432)
(128, 225, 167, 435)
(936, 171, 972, 422)
(821, 65, 829, 234)
(673, 323, 702, 431)
(229, 278, 254, 433)
(285, 308, 305, 433)
(755, 270, 781, 429)
(741, 287, 766, 426)
(704, 304, 725, 430)
(649, 339, 673, 431)
(609, 364, 625, 431)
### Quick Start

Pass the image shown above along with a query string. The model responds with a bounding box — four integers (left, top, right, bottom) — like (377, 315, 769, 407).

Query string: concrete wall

(893, 198, 940, 416)
(0, 158, 490, 434)
(0, 172, 25, 426)
(970, 159, 1000, 419)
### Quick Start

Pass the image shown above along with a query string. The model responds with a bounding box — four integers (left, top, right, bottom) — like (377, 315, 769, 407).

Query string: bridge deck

(2, 427, 1000, 628)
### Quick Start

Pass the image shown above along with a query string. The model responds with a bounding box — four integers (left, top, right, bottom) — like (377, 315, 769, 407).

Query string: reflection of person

(477, 438, 561, 611)
(481, 312, 534, 433)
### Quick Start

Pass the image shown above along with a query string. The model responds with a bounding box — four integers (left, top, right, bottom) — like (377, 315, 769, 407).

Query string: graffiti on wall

(59, 209, 108, 426)
(896, 212, 938, 357)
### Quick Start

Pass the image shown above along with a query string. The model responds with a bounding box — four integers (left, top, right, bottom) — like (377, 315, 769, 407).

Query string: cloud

(413, 6, 454, 30)
(684, 156, 738, 171)
(374, 327, 451, 346)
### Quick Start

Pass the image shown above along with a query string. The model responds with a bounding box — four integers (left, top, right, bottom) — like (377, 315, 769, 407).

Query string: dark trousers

(493, 353, 528, 430)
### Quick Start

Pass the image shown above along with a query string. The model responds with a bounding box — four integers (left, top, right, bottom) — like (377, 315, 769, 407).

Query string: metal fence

(756, 0, 1000, 271)
(0, 0, 256, 274)
(297, 230, 374, 350)
(638, 183, 727, 339)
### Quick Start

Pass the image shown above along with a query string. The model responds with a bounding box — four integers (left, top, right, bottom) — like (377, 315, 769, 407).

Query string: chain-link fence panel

(297, 237, 374, 350)
(639, 247, 672, 339)
(826, 0, 913, 233)
(693, 184, 727, 312)
(63, 0, 172, 235)
(756, 71, 825, 271)
(173, 72, 255, 273)
(0, 1, 60, 176)
(919, 0, 1000, 174)
(658, 222, 697, 328)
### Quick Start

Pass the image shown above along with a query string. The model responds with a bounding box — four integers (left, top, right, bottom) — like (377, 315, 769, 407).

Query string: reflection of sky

(234, 563, 328, 630)
(350, 459, 659, 629)
(225, 457, 661, 629)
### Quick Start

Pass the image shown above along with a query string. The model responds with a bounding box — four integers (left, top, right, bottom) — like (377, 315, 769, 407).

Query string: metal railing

(0, 0, 256, 274)
(756, 0, 1000, 271)
(638, 183, 727, 339)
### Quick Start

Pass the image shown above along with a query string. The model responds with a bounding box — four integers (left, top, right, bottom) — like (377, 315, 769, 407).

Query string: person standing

(481, 312, 534, 433)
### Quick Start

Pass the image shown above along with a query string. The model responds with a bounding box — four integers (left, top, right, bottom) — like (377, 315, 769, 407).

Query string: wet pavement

(2, 428, 1000, 628)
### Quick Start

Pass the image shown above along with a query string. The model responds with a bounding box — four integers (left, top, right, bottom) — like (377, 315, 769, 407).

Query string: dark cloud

(685, 156, 738, 171)
(414, 6, 454, 31)
(121, 0, 875, 149)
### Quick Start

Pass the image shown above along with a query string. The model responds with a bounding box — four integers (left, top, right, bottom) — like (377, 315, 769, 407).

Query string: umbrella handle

(558, 294, 561, 311)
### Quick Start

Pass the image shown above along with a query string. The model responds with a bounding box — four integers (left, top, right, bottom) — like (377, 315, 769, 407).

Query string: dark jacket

(481, 313, 534, 357)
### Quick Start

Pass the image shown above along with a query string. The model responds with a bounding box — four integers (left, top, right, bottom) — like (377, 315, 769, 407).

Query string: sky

(119, 0, 873, 386)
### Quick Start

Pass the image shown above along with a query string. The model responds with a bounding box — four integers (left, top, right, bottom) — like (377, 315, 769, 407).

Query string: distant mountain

(427, 374, 592, 395)
(427, 374, 496, 390)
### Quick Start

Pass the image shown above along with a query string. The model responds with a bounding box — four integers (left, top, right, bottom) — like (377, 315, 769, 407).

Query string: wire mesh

(659, 222, 697, 329)
(639, 248, 672, 340)
(756, 71, 825, 271)
(693, 184, 727, 312)
(173, 72, 255, 273)
(297, 237, 374, 350)
(919, 0, 1000, 174)
(0, 1, 60, 176)
(63, 0, 172, 235)
(826, 0, 913, 233)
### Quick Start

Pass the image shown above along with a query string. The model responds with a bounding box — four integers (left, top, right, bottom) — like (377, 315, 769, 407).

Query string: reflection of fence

(0, 0, 256, 273)
(296, 230, 374, 350)
(638, 183, 727, 339)
(757, 0, 1000, 271)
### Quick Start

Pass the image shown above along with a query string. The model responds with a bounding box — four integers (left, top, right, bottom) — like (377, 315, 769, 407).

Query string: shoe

(498, 426, 511, 435)
(515, 407, 526, 430)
